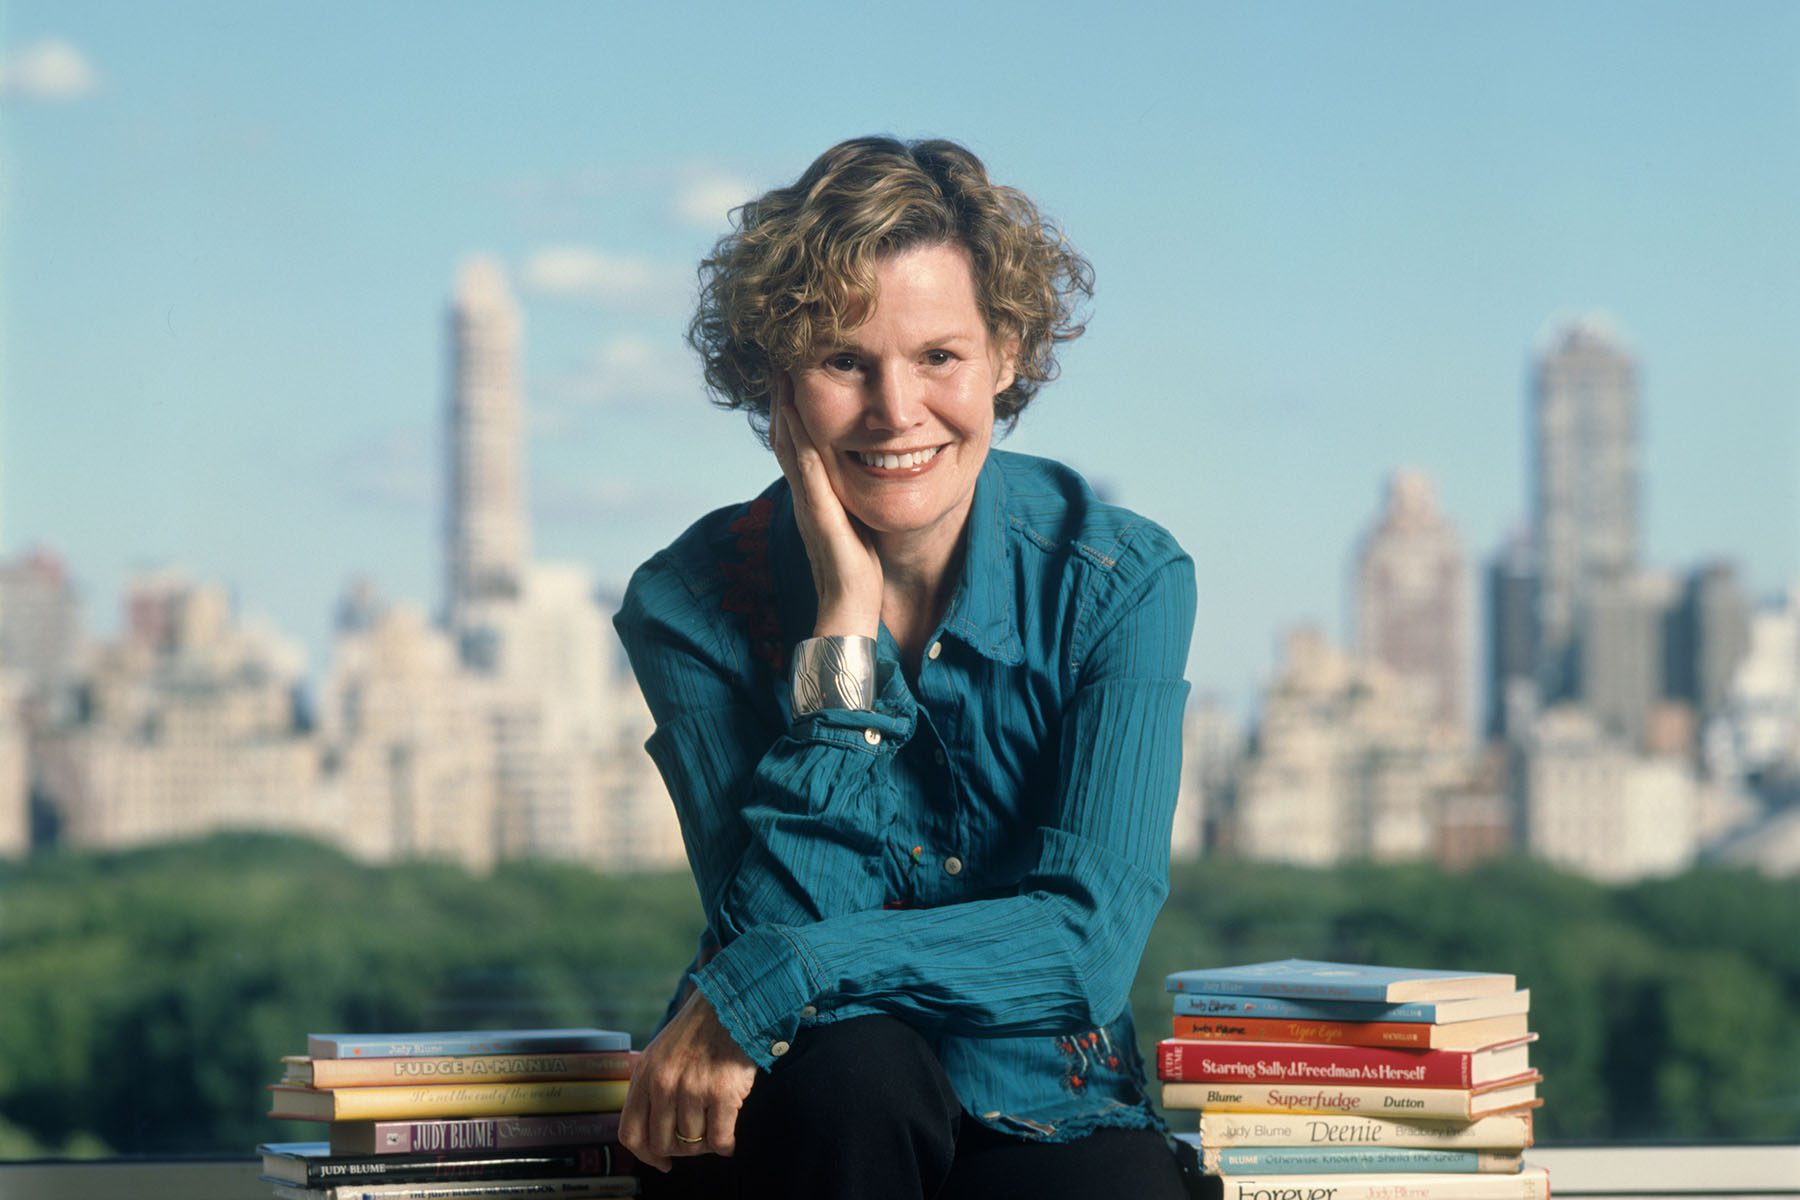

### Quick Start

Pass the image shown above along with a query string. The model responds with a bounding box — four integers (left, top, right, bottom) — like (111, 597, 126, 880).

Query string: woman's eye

(825, 354, 859, 373)
(923, 349, 954, 367)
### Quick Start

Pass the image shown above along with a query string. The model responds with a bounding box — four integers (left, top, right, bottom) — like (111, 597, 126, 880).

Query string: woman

(614, 136, 1195, 1198)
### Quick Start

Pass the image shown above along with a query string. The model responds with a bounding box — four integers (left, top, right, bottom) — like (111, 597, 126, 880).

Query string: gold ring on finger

(674, 1130, 705, 1144)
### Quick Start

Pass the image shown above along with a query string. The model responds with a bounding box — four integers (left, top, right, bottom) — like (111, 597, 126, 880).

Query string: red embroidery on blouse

(720, 497, 787, 675)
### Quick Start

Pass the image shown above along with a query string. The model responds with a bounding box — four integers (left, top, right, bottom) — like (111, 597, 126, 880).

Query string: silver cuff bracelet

(790, 635, 877, 716)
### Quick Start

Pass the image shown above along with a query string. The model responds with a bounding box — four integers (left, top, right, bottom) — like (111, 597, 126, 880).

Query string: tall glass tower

(1530, 318, 1638, 704)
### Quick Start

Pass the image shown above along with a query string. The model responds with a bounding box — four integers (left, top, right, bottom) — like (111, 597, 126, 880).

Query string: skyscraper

(1351, 469, 1470, 735)
(445, 257, 528, 632)
(1484, 526, 1537, 741)
(1531, 318, 1639, 702)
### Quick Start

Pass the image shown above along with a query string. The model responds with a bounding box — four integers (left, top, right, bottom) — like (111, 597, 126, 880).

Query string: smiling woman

(613, 136, 1198, 1199)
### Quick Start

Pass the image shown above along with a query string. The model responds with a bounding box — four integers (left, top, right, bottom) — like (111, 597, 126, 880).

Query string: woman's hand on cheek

(771, 392, 883, 639)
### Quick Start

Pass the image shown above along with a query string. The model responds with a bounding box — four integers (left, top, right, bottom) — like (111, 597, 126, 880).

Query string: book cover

(1194, 1111, 1534, 1151)
(1158, 1036, 1536, 1088)
(1167, 960, 1515, 1003)
(266, 1177, 639, 1200)
(1170, 1013, 1530, 1051)
(1195, 1166, 1551, 1200)
(1172, 991, 1530, 1025)
(259, 1142, 634, 1187)
(1161, 1074, 1541, 1120)
(1190, 1143, 1523, 1175)
(287, 1052, 638, 1089)
(308, 1029, 631, 1060)
(268, 1080, 630, 1122)
(330, 1114, 623, 1157)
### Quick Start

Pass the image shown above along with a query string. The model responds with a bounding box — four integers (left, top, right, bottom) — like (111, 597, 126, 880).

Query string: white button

(863, 728, 881, 746)
(800, 1005, 817, 1018)
(944, 856, 963, 876)
(927, 641, 942, 660)
(770, 1040, 791, 1057)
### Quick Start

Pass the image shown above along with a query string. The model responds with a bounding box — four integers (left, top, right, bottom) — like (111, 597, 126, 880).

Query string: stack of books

(260, 1027, 641, 1199)
(1159, 960, 1548, 1200)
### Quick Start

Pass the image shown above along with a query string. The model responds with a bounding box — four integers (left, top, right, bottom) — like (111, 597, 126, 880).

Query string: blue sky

(3, 1, 1796, 712)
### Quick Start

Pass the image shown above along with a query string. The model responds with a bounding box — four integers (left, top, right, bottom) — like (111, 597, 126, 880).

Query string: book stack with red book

(1159, 960, 1549, 1200)
(259, 1028, 641, 1199)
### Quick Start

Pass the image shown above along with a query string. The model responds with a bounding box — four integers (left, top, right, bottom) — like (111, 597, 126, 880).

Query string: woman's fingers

(673, 1089, 711, 1157)
(618, 1069, 672, 1173)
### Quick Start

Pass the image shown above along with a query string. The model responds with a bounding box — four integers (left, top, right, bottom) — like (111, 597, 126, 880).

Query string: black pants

(638, 1015, 1190, 1200)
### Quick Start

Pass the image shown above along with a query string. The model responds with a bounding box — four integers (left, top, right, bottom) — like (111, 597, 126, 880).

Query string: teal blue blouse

(614, 449, 1196, 1142)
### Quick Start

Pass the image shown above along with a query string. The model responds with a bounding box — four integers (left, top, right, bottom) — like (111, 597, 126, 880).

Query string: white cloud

(542, 334, 699, 411)
(520, 246, 692, 312)
(673, 168, 754, 230)
(533, 476, 682, 527)
(336, 426, 435, 511)
(0, 38, 99, 102)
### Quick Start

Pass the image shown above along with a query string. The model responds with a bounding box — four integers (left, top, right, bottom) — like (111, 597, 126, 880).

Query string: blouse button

(934, 748, 946, 765)
(800, 1005, 818, 1018)
(927, 640, 942, 660)
(944, 856, 963, 876)
(770, 1040, 791, 1058)
(863, 728, 882, 746)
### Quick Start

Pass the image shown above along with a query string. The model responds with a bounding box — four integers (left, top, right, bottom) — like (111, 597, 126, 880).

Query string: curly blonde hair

(688, 136, 1094, 437)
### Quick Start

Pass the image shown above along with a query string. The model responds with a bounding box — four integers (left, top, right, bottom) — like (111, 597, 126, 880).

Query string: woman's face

(787, 241, 1016, 555)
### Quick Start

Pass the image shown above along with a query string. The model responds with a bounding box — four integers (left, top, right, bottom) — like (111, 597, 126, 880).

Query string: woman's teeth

(854, 446, 942, 469)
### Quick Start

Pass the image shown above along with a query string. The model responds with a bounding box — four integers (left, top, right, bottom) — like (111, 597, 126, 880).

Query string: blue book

(1176, 1137, 1522, 1175)
(1170, 990, 1530, 1023)
(307, 1028, 631, 1059)
(1165, 960, 1514, 1003)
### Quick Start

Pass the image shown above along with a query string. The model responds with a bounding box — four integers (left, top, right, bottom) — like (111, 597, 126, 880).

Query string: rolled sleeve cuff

(692, 924, 820, 1071)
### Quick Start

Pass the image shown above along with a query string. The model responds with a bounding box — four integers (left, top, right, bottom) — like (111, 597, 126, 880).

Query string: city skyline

(3, 3, 1796, 714)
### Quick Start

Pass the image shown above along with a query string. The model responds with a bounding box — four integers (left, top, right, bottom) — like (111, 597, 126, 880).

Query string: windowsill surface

(0, 1145, 1795, 1200)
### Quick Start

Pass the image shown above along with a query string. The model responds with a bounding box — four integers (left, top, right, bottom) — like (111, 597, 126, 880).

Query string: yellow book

(267, 1079, 629, 1122)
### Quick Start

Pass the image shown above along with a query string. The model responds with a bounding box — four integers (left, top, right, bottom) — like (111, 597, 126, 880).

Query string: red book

(1169, 1013, 1530, 1051)
(1156, 1036, 1535, 1088)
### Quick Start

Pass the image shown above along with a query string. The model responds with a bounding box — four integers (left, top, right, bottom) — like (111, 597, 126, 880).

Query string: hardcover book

(307, 1029, 631, 1060)
(1161, 1074, 1541, 1120)
(1195, 1166, 1551, 1200)
(286, 1052, 638, 1089)
(1170, 1013, 1531, 1051)
(1172, 990, 1530, 1024)
(258, 1142, 634, 1187)
(1193, 1110, 1534, 1151)
(268, 1081, 630, 1122)
(329, 1114, 623, 1157)
(1190, 1143, 1523, 1175)
(1157, 1036, 1536, 1088)
(266, 1177, 639, 1200)
(1166, 960, 1516, 1003)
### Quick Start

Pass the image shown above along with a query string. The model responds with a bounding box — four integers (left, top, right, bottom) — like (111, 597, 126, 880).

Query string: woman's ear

(993, 335, 1021, 398)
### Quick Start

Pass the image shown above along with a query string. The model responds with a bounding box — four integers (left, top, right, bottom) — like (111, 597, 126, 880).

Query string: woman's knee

(746, 1014, 959, 1132)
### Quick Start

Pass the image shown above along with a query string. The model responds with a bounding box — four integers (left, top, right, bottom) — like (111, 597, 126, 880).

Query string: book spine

(1212, 1167, 1549, 1200)
(1173, 995, 1443, 1022)
(1159, 1040, 1473, 1087)
(320, 1178, 638, 1200)
(1202, 1146, 1521, 1174)
(312, 1032, 629, 1058)
(1163, 1081, 1480, 1119)
(1173, 1016, 1434, 1049)
(309, 1053, 637, 1088)
(303, 1146, 633, 1185)
(334, 1113, 622, 1155)
(1167, 973, 1399, 1002)
(332, 1082, 629, 1120)
(1195, 1112, 1533, 1151)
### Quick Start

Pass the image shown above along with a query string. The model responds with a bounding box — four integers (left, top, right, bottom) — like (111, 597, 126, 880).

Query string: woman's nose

(865, 362, 924, 431)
